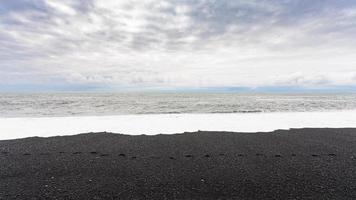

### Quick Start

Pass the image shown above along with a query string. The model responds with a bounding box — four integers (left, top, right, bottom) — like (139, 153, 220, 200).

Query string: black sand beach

(1, 128, 356, 199)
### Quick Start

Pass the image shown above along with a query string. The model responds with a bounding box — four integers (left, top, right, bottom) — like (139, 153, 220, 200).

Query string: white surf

(1, 110, 356, 140)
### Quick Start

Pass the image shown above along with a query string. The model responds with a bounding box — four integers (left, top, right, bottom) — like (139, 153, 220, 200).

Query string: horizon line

(1, 85, 356, 93)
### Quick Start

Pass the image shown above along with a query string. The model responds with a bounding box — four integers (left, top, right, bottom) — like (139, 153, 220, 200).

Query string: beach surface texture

(1, 128, 356, 199)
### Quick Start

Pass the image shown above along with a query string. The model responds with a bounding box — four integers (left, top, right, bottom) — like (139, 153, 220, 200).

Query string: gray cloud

(0, 0, 356, 90)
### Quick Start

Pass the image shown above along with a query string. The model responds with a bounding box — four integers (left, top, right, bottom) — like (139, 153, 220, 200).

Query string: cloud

(0, 0, 356, 90)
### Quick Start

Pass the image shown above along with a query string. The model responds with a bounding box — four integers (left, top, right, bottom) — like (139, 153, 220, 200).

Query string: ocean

(1, 93, 356, 140)
(1, 93, 356, 117)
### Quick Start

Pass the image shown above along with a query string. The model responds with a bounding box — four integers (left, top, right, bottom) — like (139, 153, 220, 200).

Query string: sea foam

(1, 110, 356, 140)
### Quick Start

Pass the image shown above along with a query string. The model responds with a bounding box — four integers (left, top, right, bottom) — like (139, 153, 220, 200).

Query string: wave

(1, 110, 356, 140)
(1, 93, 356, 118)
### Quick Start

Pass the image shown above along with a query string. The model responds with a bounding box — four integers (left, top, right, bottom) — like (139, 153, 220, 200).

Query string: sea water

(1, 93, 356, 117)
(0, 93, 356, 140)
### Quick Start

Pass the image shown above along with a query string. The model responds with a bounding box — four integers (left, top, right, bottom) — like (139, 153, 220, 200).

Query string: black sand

(1, 128, 356, 199)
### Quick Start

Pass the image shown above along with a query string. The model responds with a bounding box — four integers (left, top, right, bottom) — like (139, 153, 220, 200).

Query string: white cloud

(44, 0, 77, 15)
(0, 0, 356, 90)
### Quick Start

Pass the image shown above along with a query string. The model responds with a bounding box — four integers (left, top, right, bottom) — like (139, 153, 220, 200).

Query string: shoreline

(1, 110, 356, 140)
(1, 128, 356, 199)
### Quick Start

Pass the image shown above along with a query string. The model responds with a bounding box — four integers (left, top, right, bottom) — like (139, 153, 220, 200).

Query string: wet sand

(1, 128, 356, 199)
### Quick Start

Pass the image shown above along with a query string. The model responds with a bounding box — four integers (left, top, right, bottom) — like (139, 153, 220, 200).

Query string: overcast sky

(1, 0, 356, 91)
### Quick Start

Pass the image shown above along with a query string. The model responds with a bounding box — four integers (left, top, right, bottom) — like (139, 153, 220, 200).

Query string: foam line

(1, 111, 356, 140)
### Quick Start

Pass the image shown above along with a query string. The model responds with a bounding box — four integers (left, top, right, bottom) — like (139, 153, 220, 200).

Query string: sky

(0, 0, 356, 92)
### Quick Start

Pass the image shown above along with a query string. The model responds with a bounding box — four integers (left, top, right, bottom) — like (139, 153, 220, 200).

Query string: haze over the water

(1, 0, 356, 92)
